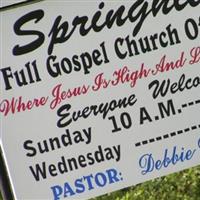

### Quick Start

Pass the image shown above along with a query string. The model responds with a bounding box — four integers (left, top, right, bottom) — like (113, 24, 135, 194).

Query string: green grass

(92, 165, 200, 200)
(0, 165, 199, 200)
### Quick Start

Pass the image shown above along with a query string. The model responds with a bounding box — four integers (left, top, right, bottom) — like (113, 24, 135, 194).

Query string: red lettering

(152, 52, 186, 75)
(92, 73, 111, 91)
(50, 84, 90, 109)
(189, 47, 200, 65)
(0, 96, 48, 116)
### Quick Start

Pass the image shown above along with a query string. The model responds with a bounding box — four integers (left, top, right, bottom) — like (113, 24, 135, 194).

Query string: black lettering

(48, 16, 75, 55)
(185, 18, 199, 40)
(23, 140, 37, 157)
(72, 55, 81, 72)
(149, 79, 170, 99)
(166, 24, 181, 45)
(158, 99, 176, 118)
(46, 55, 62, 77)
(29, 162, 47, 181)
(0, 67, 13, 90)
(114, 38, 127, 59)
(57, 104, 72, 128)
(140, 107, 152, 124)
(13, 10, 45, 55)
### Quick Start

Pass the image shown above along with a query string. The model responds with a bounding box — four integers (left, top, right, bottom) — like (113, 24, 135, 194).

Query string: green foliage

(92, 165, 200, 200)
(0, 165, 199, 200)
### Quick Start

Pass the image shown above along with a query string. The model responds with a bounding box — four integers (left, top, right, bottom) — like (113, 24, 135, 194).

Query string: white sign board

(0, 1, 200, 199)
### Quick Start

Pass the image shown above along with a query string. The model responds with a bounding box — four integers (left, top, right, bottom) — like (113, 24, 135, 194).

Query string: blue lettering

(50, 168, 123, 199)
(139, 145, 196, 175)
(51, 185, 63, 200)
(106, 168, 120, 183)
(139, 153, 154, 175)
(198, 138, 200, 148)
(63, 182, 75, 197)
(83, 174, 94, 190)
(155, 160, 162, 170)
(95, 172, 107, 187)
(185, 149, 196, 160)
(75, 178, 85, 194)
(163, 149, 171, 167)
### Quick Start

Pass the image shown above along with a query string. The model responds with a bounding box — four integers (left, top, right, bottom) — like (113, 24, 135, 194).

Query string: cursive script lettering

(13, 0, 200, 55)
